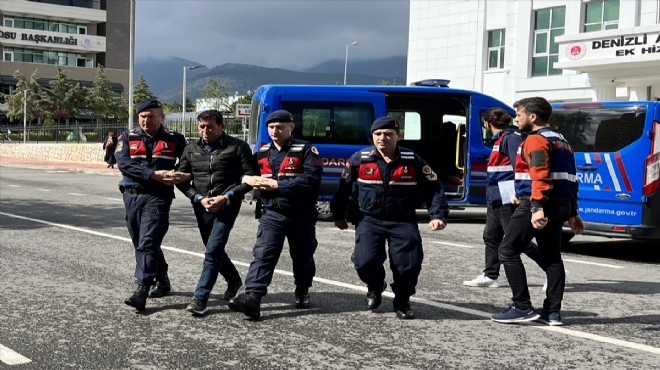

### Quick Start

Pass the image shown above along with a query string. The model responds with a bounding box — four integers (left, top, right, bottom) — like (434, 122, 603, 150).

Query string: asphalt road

(1, 166, 659, 369)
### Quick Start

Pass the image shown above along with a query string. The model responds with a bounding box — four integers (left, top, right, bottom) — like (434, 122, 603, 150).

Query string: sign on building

(236, 104, 251, 117)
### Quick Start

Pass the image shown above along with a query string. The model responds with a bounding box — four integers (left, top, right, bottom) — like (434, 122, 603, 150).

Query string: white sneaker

(463, 273, 500, 287)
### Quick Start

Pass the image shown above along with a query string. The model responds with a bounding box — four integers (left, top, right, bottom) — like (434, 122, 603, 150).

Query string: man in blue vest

(464, 107, 545, 288)
(331, 116, 449, 319)
(115, 99, 188, 312)
(491, 97, 584, 326)
(228, 110, 323, 320)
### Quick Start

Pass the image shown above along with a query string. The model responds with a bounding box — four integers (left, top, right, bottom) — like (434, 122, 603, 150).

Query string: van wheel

(316, 201, 333, 221)
(561, 231, 575, 246)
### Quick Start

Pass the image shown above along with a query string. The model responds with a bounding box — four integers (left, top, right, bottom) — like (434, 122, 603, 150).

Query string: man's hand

(568, 215, 585, 235)
(242, 175, 277, 191)
(151, 170, 174, 185)
(531, 210, 548, 229)
(201, 196, 228, 213)
(429, 219, 446, 231)
(162, 171, 191, 185)
(335, 219, 348, 230)
(512, 196, 521, 205)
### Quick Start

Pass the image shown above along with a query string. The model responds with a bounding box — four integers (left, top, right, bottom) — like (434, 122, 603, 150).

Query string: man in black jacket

(176, 110, 260, 316)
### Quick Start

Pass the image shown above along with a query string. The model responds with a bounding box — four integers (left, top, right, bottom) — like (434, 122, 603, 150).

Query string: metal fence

(0, 117, 249, 143)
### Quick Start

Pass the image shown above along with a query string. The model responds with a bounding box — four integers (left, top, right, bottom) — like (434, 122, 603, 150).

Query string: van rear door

(551, 103, 649, 236)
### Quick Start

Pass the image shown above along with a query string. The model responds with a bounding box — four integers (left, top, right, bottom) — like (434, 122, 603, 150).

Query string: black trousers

(499, 198, 571, 312)
(483, 203, 545, 279)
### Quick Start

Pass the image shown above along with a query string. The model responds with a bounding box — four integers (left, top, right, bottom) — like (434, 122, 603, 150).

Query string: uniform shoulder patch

(115, 140, 123, 152)
(310, 146, 320, 155)
(422, 165, 438, 181)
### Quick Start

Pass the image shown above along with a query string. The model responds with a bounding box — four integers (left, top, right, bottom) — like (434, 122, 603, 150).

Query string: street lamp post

(23, 89, 29, 143)
(343, 41, 358, 85)
(128, 0, 135, 130)
(182, 65, 205, 137)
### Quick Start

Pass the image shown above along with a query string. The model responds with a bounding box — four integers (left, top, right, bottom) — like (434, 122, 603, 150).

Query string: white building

(407, 0, 660, 104)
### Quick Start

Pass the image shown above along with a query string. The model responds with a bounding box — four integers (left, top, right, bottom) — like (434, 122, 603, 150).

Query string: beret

(265, 110, 294, 124)
(136, 99, 162, 114)
(370, 116, 400, 132)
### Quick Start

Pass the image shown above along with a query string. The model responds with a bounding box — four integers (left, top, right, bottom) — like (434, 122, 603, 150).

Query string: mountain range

(134, 56, 407, 103)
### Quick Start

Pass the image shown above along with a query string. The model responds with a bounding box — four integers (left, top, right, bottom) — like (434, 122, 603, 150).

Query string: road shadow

(563, 239, 660, 263)
(565, 280, 660, 295)
(134, 291, 493, 322)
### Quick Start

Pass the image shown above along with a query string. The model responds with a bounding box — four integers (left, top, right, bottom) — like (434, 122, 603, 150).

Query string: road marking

(8, 184, 20, 188)
(68, 193, 86, 196)
(429, 240, 475, 248)
(0, 344, 32, 365)
(104, 197, 123, 202)
(563, 258, 625, 269)
(36, 188, 52, 192)
(0, 211, 655, 356)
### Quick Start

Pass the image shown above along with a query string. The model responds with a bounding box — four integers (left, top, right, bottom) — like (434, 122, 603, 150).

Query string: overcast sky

(134, 0, 410, 71)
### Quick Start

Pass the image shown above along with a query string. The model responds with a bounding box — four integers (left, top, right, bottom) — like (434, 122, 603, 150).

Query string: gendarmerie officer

(115, 99, 188, 312)
(176, 109, 260, 316)
(330, 116, 449, 319)
(228, 109, 323, 320)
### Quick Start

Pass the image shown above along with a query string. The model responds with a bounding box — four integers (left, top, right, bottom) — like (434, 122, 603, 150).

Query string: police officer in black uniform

(228, 110, 323, 320)
(331, 116, 449, 319)
(116, 99, 188, 312)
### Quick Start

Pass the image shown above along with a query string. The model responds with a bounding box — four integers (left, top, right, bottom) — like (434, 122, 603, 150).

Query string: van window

(282, 101, 373, 144)
(550, 105, 646, 152)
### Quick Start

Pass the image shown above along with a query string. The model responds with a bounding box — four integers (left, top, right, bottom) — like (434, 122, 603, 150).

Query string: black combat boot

(294, 287, 311, 309)
(149, 275, 171, 298)
(393, 296, 415, 320)
(366, 281, 387, 310)
(228, 292, 262, 320)
(124, 285, 150, 311)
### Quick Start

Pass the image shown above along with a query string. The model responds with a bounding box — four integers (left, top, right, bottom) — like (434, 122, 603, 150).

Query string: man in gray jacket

(177, 109, 260, 316)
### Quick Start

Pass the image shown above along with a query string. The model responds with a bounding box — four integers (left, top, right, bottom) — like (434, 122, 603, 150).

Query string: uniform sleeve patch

(310, 146, 320, 155)
(422, 165, 432, 175)
(115, 141, 123, 152)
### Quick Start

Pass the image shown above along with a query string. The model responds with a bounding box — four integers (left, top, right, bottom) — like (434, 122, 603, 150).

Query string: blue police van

(550, 101, 660, 241)
(246, 82, 512, 216)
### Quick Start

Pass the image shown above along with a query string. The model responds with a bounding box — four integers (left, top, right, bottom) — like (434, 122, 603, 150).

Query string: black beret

(370, 117, 400, 132)
(265, 110, 294, 124)
(136, 99, 162, 114)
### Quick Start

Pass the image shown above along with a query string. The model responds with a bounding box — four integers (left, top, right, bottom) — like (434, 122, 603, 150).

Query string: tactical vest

(486, 128, 517, 204)
(256, 142, 306, 210)
(514, 128, 578, 200)
(257, 142, 305, 179)
(127, 129, 179, 170)
(356, 148, 419, 220)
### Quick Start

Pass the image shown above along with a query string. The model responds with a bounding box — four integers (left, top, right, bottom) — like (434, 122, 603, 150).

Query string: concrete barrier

(0, 142, 105, 163)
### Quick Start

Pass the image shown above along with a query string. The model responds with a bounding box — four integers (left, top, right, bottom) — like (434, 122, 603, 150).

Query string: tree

(86, 64, 123, 123)
(2, 70, 45, 125)
(202, 78, 230, 111)
(133, 73, 154, 107)
(43, 67, 84, 124)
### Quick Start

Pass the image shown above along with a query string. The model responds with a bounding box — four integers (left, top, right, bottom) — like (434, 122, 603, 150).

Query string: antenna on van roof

(410, 79, 450, 87)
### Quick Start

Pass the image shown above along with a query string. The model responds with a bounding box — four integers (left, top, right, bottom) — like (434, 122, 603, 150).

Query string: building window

(532, 6, 565, 77)
(3, 15, 85, 36)
(3, 47, 88, 67)
(487, 29, 505, 69)
(584, 0, 619, 32)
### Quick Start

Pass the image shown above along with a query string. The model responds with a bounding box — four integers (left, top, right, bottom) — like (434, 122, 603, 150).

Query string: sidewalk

(0, 156, 120, 176)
